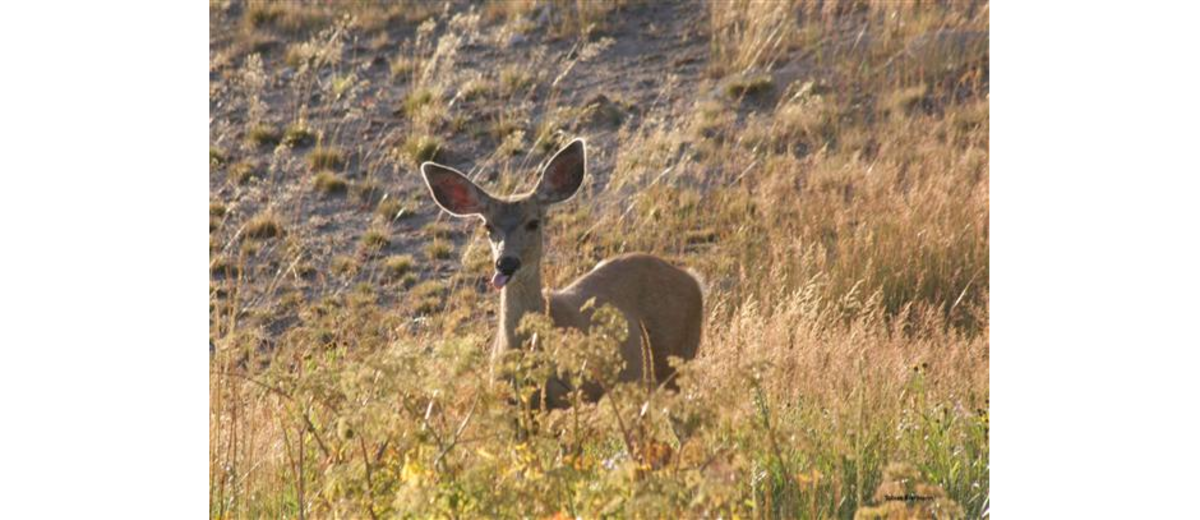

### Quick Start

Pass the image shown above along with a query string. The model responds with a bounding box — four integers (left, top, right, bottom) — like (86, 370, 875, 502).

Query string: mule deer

(420, 139, 703, 408)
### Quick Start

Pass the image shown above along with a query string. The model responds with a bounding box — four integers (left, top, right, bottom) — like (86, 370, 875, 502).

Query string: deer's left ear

(535, 139, 585, 204)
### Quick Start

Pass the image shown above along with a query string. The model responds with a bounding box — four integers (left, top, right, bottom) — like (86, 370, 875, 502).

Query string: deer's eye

(525, 220, 540, 231)
(485, 223, 498, 235)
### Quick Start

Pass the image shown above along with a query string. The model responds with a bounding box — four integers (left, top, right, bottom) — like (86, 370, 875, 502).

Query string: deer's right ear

(535, 139, 586, 205)
(421, 162, 492, 217)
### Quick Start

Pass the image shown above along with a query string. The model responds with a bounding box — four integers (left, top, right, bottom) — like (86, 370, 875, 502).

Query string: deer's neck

(496, 268, 546, 354)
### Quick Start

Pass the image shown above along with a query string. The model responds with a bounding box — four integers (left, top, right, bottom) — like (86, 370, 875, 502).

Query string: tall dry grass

(210, 0, 988, 517)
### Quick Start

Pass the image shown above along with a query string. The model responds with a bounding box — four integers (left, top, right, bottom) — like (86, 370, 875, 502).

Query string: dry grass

(281, 122, 316, 148)
(228, 160, 263, 185)
(210, 1, 989, 518)
(384, 254, 416, 279)
(312, 170, 347, 195)
(245, 124, 280, 148)
(360, 227, 390, 252)
(243, 211, 283, 240)
(398, 133, 444, 165)
(306, 146, 344, 171)
(708, 0, 797, 77)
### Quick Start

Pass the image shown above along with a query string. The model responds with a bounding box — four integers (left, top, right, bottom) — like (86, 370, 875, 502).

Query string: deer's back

(548, 253, 704, 386)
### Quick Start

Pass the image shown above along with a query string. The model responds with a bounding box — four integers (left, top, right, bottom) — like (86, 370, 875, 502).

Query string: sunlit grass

(210, 1, 989, 518)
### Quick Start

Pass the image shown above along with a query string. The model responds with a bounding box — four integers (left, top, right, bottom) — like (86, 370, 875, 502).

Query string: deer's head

(420, 139, 586, 290)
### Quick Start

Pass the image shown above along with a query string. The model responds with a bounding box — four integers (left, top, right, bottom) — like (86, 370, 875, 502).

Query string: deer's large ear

(421, 162, 493, 217)
(535, 139, 585, 204)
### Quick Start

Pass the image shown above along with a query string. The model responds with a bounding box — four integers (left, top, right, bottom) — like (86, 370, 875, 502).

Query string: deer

(420, 139, 704, 409)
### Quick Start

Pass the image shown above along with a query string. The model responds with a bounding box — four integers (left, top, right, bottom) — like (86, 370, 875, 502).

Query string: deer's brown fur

(421, 139, 703, 407)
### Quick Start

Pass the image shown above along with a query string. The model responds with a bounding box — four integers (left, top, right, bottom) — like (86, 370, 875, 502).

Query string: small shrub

(313, 171, 348, 195)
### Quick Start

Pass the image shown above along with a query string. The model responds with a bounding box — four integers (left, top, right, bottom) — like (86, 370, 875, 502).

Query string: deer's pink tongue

(491, 272, 510, 290)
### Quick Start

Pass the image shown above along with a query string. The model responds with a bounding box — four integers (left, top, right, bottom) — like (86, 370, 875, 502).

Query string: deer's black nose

(496, 256, 521, 276)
